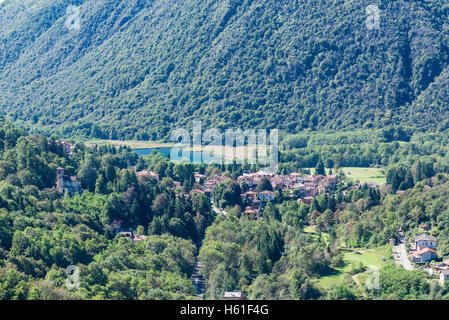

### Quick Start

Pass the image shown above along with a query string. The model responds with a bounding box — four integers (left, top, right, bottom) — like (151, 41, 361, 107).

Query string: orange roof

(411, 247, 438, 257)
(259, 190, 274, 195)
(173, 181, 182, 187)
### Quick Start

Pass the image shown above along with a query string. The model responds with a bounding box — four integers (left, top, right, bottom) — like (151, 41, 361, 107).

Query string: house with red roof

(410, 247, 438, 263)
(194, 173, 206, 183)
(241, 191, 257, 201)
(172, 181, 182, 189)
(191, 189, 205, 195)
(298, 196, 314, 205)
(243, 206, 259, 220)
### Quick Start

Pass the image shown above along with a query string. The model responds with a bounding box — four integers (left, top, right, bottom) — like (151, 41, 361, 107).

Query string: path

(395, 232, 413, 271)
(190, 257, 205, 299)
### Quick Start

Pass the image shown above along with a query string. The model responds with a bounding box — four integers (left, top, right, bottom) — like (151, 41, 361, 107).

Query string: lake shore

(86, 140, 260, 153)
(85, 139, 175, 149)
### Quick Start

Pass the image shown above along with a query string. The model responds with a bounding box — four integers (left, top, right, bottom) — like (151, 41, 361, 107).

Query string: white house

(415, 234, 438, 250)
(258, 190, 275, 202)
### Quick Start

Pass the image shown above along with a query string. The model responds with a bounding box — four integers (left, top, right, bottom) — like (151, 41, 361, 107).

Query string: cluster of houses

(150, 170, 340, 220)
(405, 234, 449, 285)
(193, 171, 339, 220)
(239, 172, 338, 199)
(56, 163, 339, 238)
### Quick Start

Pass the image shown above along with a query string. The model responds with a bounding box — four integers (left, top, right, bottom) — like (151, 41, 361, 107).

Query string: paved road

(398, 243, 413, 271)
(394, 230, 413, 270)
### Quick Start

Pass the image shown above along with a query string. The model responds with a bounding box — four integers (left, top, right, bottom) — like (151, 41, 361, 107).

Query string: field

(317, 246, 389, 289)
(340, 167, 386, 185)
(308, 167, 386, 184)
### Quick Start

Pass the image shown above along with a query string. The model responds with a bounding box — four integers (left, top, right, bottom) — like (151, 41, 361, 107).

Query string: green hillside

(1, 0, 449, 140)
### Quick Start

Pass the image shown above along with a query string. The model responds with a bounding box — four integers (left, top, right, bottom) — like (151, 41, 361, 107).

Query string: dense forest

(0, 119, 214, 299)
(1, 0, 449, 139)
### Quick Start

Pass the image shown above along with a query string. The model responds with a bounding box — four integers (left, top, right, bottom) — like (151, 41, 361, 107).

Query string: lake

(133, 147, 205, 163)
(132, 146, 259, 164)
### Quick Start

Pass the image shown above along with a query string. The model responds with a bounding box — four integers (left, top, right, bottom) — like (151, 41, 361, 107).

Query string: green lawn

(317, 246, 389, 288)
(308, 167, 386, 185)
(340, 167, 386, 185)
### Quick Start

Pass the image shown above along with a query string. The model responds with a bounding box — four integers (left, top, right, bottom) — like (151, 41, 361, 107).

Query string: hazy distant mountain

(1, 0, 449, 140)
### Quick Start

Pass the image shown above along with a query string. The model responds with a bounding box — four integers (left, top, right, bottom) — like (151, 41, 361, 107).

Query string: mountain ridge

(1, 0, 449, 139)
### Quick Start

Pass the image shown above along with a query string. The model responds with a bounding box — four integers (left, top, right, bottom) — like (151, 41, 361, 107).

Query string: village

(51, 140, 336, 241)
(51, 140, 449, 290)
(105, 170, 339, 238)
(193, 171, 339, 219)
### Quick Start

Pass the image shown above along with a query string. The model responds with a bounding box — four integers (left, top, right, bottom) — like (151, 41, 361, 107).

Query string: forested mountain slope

(1, 0, 449, 140)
